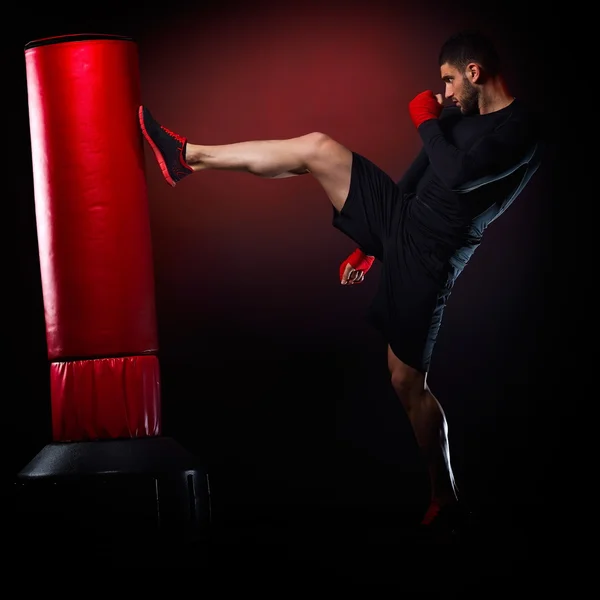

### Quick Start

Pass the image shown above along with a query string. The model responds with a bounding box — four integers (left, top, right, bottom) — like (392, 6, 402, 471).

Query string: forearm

(417, 119, 469, 190)
(396, 146, 429, 192)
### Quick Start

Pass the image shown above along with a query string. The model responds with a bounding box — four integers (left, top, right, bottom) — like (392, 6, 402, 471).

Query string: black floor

(3, 506, 547, 592)
(2, 459, 554, 594)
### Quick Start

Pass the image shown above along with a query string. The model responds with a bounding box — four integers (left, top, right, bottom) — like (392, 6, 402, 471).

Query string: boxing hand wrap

(340, 248, 375, 281)
(409, 90, 442, 129)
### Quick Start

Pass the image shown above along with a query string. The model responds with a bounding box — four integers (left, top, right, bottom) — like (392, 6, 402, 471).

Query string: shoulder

(500, 99, 539, 130)
(494, 99, 542, 144)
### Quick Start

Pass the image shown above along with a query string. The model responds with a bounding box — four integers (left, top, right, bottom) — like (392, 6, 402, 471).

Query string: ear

(466, 62, 482, 83)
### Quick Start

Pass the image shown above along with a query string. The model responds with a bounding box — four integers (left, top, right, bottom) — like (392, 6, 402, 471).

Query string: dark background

(6, 0, 566, 583)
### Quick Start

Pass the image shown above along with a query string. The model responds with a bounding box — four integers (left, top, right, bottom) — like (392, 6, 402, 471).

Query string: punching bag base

(14, 437, 210, 564)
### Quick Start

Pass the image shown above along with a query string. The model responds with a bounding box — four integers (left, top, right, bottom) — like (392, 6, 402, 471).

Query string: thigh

(305, 134, 353, 213)
(369, 256, 448, 374)
(331, 152, 403, 260)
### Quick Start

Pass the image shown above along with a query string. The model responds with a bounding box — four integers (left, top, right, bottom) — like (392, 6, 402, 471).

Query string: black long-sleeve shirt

(395, 98, 541, 269)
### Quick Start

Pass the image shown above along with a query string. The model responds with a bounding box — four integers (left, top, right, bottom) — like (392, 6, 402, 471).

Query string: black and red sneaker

(138, 106, 194, 187)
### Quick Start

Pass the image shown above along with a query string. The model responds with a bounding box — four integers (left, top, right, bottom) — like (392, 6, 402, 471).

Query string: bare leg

(387, 345, 458, 510)
(184, 133, 352, 212)
(138, 107, 353, 208)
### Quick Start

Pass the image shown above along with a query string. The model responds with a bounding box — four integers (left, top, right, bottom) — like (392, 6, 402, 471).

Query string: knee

(301, 132, 335, 158)
(389, 365, 425, 410)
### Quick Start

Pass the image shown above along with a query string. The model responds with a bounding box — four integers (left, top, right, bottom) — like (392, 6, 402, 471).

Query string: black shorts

(332, 152, 454, 373)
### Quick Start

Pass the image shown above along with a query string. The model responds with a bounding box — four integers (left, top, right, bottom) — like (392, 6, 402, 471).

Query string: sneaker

(420, 501, 470, 541)
(138, 106, 194, 187)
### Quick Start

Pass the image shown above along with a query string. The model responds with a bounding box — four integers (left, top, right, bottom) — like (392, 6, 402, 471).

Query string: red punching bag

(25, 33, 160, 441)
(16, 35, 210, 550)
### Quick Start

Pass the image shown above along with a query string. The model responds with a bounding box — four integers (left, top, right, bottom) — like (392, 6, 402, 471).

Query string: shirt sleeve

(395, 146, 429, 192)
(417, 113, 538, 192)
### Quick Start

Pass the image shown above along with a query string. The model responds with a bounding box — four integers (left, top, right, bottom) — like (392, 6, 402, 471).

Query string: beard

(459, 78, 479, 116)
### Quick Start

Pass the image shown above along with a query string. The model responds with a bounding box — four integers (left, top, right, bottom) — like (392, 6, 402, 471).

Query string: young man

(138, 30, 542, 532)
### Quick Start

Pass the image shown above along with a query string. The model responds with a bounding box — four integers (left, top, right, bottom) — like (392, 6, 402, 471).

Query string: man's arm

(395, 146, 429, 192)
(417, 116, 538, 192)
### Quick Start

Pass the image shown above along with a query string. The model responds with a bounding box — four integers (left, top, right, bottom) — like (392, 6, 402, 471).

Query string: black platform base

(13, 437, 210, 562)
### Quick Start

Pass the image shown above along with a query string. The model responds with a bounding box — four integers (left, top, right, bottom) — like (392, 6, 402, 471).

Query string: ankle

(183, 143, 203, 169)
(430, 491, 458, 507)
(183, 142, 194, 167)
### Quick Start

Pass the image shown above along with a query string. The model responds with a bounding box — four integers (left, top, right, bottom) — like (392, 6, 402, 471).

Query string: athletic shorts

(332, 152, 454, 373)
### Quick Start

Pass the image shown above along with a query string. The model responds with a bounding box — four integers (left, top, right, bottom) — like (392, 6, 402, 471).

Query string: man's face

(440, 62, 479, 116)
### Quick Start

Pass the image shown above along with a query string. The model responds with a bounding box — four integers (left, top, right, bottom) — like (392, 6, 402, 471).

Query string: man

(138, 30, 541, 533)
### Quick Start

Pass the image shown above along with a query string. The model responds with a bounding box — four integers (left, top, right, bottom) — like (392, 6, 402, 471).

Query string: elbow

(447, 166, 499, 193)
(451, 178, 481, 193)
(438, 158, 477, 191)
(444, 170, 473, 192)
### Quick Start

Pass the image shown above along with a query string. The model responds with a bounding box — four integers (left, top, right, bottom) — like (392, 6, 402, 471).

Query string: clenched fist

(339, 248, 374, 285)
(409, 90, 443, 129)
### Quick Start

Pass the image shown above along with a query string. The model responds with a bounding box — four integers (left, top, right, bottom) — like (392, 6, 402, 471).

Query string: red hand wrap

(339, 248, 375, 281)
(409, 90, 442, 128)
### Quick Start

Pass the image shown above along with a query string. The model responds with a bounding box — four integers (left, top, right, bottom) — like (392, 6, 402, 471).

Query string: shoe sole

(138, 106, 176, 188)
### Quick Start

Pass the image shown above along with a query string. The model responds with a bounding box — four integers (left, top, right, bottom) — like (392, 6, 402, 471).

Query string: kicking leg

(139, 106, 352, 212)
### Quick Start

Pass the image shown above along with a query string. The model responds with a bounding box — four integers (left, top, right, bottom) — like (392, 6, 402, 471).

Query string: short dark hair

(438, 30, 501, 76)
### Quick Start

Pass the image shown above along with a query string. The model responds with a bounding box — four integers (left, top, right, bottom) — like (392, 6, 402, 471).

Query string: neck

(479, 76, 514, 114)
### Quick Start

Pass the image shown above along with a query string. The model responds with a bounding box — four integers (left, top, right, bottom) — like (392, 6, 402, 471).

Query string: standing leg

(387, 345, 459, 520)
